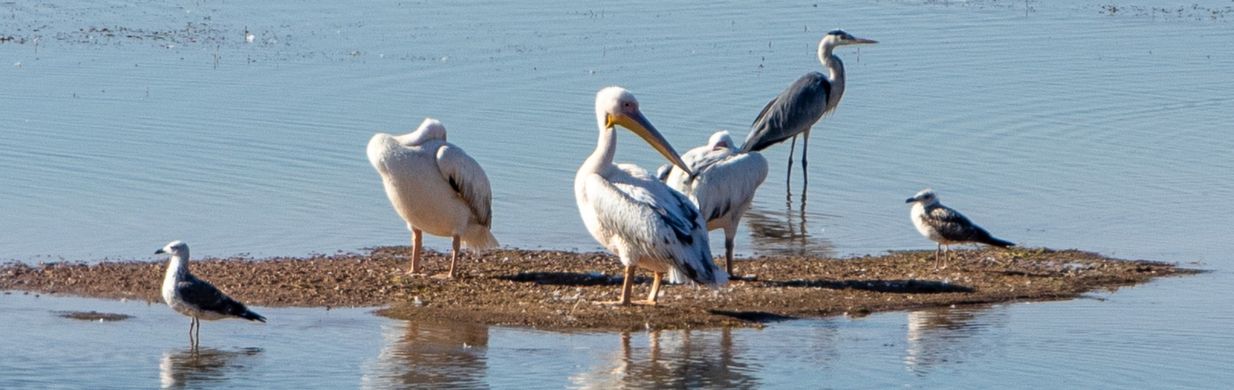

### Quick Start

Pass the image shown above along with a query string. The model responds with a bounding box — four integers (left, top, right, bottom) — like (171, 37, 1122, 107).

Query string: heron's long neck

(580, 125, 616, 175)
(818, 47, 846, 105)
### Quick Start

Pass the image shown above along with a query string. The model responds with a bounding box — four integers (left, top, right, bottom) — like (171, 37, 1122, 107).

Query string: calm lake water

(3, 0, 1233, 387)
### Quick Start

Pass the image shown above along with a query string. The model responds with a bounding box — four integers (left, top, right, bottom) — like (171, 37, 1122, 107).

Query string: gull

(905, 189, 1014, 268)
(157, 240, 266, 348)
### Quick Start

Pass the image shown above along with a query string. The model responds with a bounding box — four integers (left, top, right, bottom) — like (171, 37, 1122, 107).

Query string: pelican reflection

(571, 328, 758, 389)
(363, 320, 489, 389)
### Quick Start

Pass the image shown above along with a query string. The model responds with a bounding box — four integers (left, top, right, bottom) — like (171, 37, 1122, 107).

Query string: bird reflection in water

(363, 320, 489, 389)
(159, 347, 262, 389)
(741, 204, 835, 258)
(904, 305, 1006, 374)
(571, 328, 759, 389)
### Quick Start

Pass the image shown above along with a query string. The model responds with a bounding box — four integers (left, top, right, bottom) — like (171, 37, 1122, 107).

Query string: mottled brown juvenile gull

(905, 189, 1014, 268)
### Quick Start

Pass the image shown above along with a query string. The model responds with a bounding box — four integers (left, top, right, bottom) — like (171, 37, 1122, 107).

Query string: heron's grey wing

(924, 206, 989, 243)
(740, 72, 832, 153)
(581, 169, 721, 285)
(436, 144, 493, 227)
(176, 276, 255, 319)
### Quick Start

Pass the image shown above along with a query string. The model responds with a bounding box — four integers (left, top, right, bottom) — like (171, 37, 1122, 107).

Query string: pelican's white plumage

(367, 118, 498, 278)
(660, 130, 768, 276)
(575, 86, 727, 305)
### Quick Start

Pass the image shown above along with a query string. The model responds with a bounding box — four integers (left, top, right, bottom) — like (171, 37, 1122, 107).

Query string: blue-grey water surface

(2, 0, 1233, 387)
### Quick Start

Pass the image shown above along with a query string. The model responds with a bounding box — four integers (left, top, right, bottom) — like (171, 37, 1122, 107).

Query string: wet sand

(0, 247, 1198, 330)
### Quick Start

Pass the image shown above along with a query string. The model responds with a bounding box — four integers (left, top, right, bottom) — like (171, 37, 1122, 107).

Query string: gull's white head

(905, 189, 939, 206)
(155, 240, 190, 258)
(707, 130, 735, 151)
(593, 86, 691, 176)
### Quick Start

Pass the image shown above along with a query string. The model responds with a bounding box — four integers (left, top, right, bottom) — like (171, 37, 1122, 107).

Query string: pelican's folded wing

(435, 144, 493, 227)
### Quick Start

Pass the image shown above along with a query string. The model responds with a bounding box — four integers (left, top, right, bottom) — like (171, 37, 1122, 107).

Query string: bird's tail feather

(983, 236, 1015, 248)
(667, 260, 729, 288)
(240, 310, 266, 323)
(463, 226, 499, 251)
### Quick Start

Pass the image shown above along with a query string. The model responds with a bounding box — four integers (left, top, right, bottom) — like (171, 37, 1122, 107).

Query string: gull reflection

(158, 347, 262, 389)
(741, 206, 835, 258)
(363, 320, 489, 389)
(904, 305, 1006, 374)
(571, 328, 759, 389)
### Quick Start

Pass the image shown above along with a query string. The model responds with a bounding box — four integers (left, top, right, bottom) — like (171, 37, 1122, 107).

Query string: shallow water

(2, 0, 1233, 387)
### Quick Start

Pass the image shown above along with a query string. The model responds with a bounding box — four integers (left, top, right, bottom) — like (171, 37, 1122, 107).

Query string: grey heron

(576, 86, 728, 306)
(739, 30, 877, 186)
(157, 240, 265, 348)
(905, 189, 1015, 268)
(367, 118, 499, 278)
(658, 130, 768, 278)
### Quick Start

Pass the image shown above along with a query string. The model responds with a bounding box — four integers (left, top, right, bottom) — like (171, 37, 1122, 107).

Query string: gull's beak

(905, 197, 917, 204)
(608, 110, 692, 176)
(849, 37, 878, 45)
(155, 248, 166, 255)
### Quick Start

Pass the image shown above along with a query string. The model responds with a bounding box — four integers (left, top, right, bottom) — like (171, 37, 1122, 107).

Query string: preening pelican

(367, 118, 498, 278)
(575, 86, 728, 305)
(740, 30, 877, 185)
(157, 240, 265, 348)
(905, 189, 1014, 268)
(658, 131, 768, 277)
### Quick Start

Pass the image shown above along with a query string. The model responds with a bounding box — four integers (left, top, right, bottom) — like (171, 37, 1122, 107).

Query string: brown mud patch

(0, 248, 1200, 331)
(55, 310, 133, 322)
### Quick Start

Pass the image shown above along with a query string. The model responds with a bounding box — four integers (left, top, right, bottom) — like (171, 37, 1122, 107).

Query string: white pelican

(575, 86, 728, 305)
(905, 189, 1014, 268)
(367, 118, 498, 278)
(157, 240, 265, 348)
(658, 131, 768, 277)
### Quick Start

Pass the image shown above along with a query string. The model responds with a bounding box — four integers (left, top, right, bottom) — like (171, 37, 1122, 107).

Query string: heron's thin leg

(934, 244, 941, 268)
(640, 272, 662, 305)
(786, 135, 797, 184)
(194, 318, 200, 348)
(188, 318, 194, 347)
(408, 228, 423, 275)
(801, 131, 810, 187)
(448, 236, 460, 279)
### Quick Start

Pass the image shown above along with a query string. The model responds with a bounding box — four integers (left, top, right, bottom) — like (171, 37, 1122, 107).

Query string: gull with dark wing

(576, 86, 728, 305)
(739, 30, 877, 187)
(905, 189, 1015, 268)
(367, 118, 499, 278)
(157, 240, 265, 348)
(659, 130, 768, 277)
